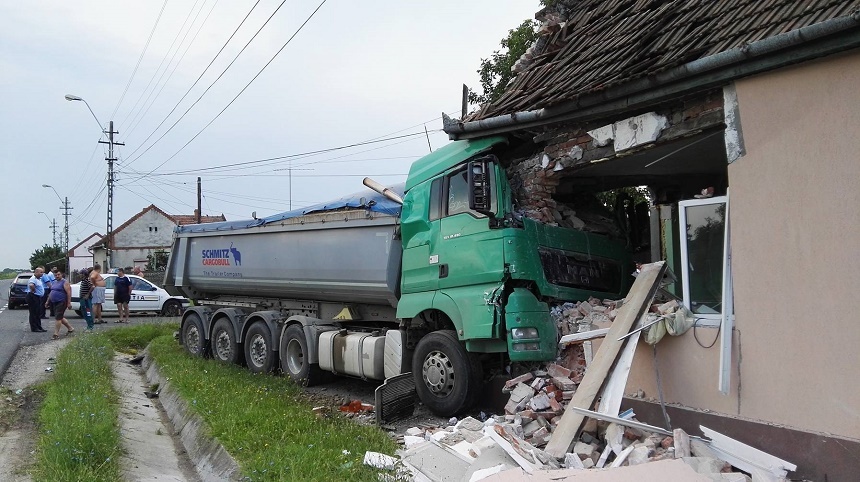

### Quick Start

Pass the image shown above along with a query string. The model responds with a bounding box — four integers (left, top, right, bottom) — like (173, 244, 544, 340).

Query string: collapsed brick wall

(505, 90, 725, 237)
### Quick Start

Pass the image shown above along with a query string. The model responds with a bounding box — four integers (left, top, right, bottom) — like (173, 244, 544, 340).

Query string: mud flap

(375, 373, 416, 425)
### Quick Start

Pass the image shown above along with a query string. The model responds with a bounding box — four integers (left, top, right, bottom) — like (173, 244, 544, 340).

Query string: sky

(0, 0, 540, 269)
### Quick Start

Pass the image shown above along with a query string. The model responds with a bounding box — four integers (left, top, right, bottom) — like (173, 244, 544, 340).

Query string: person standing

(114, 268, 132, 323)
(26, 268, 47, 332)
(47, 269, 74, 339)
(132, 266, 144, 278)
(39, 266, 57, 320)
(90, 264, 106, 324)
(79, 268, 94, 330)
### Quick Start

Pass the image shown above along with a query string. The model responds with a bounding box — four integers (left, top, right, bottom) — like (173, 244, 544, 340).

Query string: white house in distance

(67, 232, 102, 277)
(90, 204, 225, 271)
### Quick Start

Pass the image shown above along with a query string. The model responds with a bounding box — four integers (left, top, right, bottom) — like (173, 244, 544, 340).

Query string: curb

(141, 353, 242, 481)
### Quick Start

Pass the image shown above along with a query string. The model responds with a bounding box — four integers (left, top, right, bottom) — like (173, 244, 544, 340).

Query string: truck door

(400, 179, 443, 294)
(436, 167, 505, 289)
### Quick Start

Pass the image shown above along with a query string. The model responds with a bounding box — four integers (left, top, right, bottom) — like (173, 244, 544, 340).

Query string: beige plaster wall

(622, 51, 860, 440)
(726, 51, 860, 439)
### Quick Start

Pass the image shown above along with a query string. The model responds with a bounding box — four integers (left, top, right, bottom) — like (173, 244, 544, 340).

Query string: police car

(70, 274, 189, 317)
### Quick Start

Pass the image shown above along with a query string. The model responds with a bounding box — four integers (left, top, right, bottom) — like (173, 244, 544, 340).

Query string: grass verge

(33, 334, 121, 482)
(147, 335, 398, 481)
(103, 322, 179, 354)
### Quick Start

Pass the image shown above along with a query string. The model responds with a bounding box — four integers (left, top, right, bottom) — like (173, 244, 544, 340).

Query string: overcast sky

(0, 0, 539, 269)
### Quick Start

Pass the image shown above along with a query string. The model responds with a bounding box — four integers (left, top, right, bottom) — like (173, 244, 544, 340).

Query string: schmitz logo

(202, 242, 242, 266)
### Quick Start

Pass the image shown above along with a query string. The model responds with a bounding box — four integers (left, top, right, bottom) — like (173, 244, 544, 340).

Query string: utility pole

(196, 177, 202, 223)
(50, 219, 58, 247)
(99, 121, 123, 269)
(60, 197, 72, 253)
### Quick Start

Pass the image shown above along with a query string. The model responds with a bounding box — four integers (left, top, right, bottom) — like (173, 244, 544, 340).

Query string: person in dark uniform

(113, 268, 133, 323)
(26, 268, 47, 332)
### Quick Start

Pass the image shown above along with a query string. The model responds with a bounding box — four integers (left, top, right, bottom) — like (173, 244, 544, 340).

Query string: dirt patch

(1, 339, 71, 391)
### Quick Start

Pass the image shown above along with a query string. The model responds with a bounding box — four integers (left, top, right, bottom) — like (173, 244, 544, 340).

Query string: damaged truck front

(165, 136, 633, 416)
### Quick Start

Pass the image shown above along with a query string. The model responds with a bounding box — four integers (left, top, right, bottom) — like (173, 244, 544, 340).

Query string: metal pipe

(363, 177, 404, 205)
(447, 13, 860, 137)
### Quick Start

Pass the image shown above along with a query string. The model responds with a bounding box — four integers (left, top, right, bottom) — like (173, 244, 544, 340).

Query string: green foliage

(145, 250, 169, 271)
(147, 336, 398, 481)
(0, 268, 20, 279)
(29, 245, 66, 272)
(596, 187, 651, 212)
(103, 322, 179, 355)
(469, 20, 539, 106)
(34, 334, 122, 482)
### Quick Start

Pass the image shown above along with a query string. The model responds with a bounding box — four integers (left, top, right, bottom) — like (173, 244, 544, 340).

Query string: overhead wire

(124, 0, 220, 139)
(128, 0, 329, 176)
(123, 0, 291, 167)
(110, 0, 169, 119)
(123, 0, 263, 159)
(118, 0, 203, 130)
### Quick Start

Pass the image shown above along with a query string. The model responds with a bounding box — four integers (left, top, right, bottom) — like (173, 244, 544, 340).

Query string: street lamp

(37, 211, 57, 247)
(65, 93, 122, 269)
(42, 184, 70, 253)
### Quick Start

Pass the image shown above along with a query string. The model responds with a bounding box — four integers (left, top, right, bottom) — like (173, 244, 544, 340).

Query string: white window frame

(678, 195, 729, 328)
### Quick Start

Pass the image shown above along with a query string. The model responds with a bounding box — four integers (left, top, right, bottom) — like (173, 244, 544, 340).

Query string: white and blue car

(70, 273, 189, 317)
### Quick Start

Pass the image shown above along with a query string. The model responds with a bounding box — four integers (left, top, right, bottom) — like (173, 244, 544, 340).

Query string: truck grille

(538, 247, 622, 294)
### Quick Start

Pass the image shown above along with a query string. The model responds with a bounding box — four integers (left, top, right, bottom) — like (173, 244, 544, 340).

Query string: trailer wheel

(212, 318, 243, 365)
(245, 322, 275, 373)
(412, 330, 482, 417)
(182, 313, 207, 357)
(161, 299, 182, 317)
(280, 324, 325, 386)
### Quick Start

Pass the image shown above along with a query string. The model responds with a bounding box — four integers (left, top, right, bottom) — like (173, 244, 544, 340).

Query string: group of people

(26, 264, 140, 335)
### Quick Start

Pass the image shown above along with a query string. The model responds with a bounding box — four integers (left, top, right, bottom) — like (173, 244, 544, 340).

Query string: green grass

(147, 336, 399, 481)
(33, 334, 121, 482)
(102, 322, 179, 354)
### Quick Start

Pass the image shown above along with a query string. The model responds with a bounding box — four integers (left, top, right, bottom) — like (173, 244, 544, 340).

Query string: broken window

(678, 195, 728, 326)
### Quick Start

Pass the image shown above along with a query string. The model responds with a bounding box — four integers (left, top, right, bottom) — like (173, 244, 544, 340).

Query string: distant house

(67, 232, 102, 277)
(90, 205, 225, 271)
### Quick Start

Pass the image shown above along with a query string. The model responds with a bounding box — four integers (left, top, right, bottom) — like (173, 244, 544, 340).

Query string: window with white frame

(678, 195, 730, 326)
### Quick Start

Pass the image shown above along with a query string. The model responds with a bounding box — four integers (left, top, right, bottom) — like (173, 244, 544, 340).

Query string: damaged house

(440, 1, 860, 480)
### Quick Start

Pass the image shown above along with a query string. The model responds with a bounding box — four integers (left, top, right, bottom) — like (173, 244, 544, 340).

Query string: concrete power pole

(99, 121, 123, 269)
(60, 198, 72, 253)
(50, 218, 58, 247)
(196, 177, 202, 223)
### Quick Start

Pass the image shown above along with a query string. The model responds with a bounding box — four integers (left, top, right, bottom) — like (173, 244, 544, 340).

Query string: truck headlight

(511, 342, 541, 351)
(511, 327, 538, 339)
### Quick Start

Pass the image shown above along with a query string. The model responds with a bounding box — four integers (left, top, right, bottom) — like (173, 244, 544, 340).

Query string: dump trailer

(165, 136, 633, 416)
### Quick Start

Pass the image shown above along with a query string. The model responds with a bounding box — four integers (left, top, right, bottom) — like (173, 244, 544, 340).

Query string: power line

(123, 0, 262, 158)
(123, 0, 290, 167)
(110, 0, 169, 119)
(118, 0, 203, 129)
(124, 0, 220, 139)
(129, 0, 329, 178)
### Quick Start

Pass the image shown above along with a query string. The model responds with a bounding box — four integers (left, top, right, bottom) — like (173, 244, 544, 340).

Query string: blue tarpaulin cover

(176, 183, 404, 234)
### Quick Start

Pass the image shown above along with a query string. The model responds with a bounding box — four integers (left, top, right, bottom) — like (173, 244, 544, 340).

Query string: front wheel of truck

(280, 324, 326, 386)
(245, 322, 275, 374)
(413, 330, 482, 417)
(182, 313, 207, 357)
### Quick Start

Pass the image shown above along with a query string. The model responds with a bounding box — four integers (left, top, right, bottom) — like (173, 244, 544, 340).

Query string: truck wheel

(182, 313, 207, 357)
(161, 300, 182, 317)
(212, 318, 243, 365)
(280, 324, 325, 386)
(412, 330, 482, 417)
(245, 323, 275, 373)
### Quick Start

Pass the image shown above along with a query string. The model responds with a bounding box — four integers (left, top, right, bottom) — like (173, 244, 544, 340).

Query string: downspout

(446, 12, 860, 137)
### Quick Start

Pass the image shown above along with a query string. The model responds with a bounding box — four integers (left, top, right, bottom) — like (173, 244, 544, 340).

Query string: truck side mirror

(468, 156, 495, 217)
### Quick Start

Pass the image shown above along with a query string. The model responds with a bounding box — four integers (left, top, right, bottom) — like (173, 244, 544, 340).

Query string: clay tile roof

(471, 0, 860, 120)
(172, 214, 227, 225)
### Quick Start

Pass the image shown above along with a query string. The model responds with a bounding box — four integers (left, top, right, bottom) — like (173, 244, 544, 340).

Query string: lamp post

(37, 211, 58, 247)
(42, 184, 70, 253)
(66, 94, 123, 269)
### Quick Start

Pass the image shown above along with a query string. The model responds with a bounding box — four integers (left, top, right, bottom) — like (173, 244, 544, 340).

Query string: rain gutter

(446, 12, 860, 139)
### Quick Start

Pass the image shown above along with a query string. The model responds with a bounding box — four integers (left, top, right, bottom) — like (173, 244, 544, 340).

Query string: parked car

(70, 273, 189, 317)
(8, 272, 33, 309)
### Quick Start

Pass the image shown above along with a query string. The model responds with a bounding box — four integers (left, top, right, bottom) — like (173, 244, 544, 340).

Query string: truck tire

(412, 330, 482, 417)
(280, 324, 326, 386)
(244, 322, 276, 374)
(182, 313, 207, 357)
(211, 318, 243, 365)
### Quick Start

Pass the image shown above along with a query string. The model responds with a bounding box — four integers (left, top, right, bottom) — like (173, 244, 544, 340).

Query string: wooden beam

(562, 405, 673, 436)
(558, 328, 609, 346)
(596, 319, 643, 416)
(700, 426, 796, 481)
(545, 261, 667, 458)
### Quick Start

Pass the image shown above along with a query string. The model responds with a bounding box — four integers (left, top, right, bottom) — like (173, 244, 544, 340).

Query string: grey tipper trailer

(164, 187, 410, 386)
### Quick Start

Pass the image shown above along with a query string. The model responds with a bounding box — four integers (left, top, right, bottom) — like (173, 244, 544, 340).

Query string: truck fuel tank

(319, 330, 387, 380)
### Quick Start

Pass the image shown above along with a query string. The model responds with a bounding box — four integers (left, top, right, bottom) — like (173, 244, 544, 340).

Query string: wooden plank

(558, 328, 609, 346)
(484, 425, 542, 474)
(673, 428, 691, 458)
(563, 405, 673, 436)
(597, 314, 645, 416)
(700, 425, 796, 480)
(609, 445, 635, 468)
(545, 261, 667, 458)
